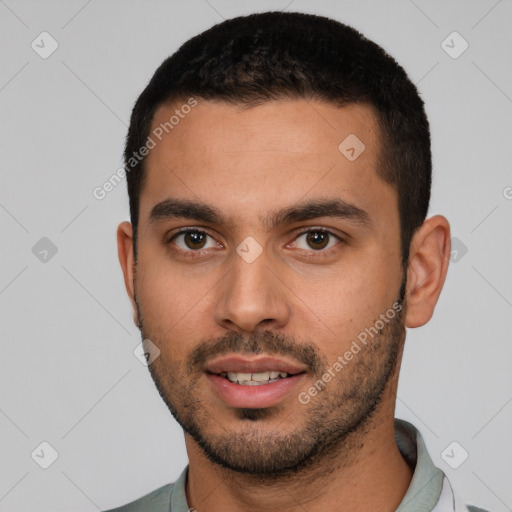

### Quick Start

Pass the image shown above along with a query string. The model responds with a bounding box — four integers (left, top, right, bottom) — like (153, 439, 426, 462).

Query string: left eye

(291, 230, 341, 251)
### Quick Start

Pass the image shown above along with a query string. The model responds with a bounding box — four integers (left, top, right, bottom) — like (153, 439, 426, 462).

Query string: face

(128, 99, 407, 475)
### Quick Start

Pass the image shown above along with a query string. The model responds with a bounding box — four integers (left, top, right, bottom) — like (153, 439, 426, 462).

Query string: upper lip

(205, 355, 307, 375)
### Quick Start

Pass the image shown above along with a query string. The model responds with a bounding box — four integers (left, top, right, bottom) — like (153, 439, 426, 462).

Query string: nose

(213, 243, 291, 334)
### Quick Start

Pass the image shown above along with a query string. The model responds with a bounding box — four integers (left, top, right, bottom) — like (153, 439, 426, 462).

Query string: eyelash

(165, 227, 345, 259)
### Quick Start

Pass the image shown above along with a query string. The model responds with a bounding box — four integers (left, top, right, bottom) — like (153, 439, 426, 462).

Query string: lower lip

(206, 373, 307, 408)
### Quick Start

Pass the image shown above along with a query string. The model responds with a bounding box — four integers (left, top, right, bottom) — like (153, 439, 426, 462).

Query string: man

(111, 11, 489, 512)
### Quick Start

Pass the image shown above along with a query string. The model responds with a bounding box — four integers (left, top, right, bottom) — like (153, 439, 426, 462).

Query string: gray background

(1, 0, 511, 510)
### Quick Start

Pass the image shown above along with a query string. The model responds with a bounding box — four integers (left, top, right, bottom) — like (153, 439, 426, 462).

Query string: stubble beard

(135, 287, 407, 480)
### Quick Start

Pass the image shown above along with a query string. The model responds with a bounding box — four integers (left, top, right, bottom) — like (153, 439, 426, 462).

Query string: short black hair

(124, 11, 431, 268)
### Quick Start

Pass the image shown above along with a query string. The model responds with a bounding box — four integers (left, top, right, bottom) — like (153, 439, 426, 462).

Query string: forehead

(140, 98, 395, 230)
(149, 98, 380, 156)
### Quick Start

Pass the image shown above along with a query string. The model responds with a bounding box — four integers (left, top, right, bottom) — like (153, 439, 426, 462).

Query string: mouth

(205, 355, 308, 408)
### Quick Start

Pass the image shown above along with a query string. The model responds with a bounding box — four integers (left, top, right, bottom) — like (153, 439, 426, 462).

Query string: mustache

(187, 329, 327, 376)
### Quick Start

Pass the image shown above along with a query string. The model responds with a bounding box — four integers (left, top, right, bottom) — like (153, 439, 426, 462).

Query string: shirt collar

(394, 418, 446, 511)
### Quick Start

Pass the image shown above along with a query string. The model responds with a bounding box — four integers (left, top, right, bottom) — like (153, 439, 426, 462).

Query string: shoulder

(103, 482, 174, 512)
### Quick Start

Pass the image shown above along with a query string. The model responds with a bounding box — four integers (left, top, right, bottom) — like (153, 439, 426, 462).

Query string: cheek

(293, 257, 397, 358)
(137, 248, 198, 310)
(135, 257, 216, 350)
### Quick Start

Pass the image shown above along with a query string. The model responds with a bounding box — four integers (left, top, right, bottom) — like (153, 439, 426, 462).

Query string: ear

(117, 221, 140, 328)
(404, 215, 451, 328)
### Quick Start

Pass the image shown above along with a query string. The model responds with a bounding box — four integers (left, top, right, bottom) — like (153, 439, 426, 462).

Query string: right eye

(167, 228, 223, 256)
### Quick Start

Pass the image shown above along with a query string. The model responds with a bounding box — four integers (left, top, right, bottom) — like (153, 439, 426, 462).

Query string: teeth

(251, 372, 271, 381)
(227, 372, 251, 382)
(222, 371, 291, 385)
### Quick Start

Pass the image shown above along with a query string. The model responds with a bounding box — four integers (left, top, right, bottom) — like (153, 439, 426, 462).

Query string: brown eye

(169, 229, 218, 253)
(305, 231, 330, 250)
(290, 229, 343, 256)
(183, 231, 207, 249)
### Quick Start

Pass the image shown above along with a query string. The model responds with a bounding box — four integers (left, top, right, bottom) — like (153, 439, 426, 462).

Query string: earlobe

(117, 221, 140, 328)
(404, 215, 451, 328)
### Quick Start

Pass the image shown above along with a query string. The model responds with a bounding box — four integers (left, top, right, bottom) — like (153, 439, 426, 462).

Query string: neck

(184, 404, 413, 512)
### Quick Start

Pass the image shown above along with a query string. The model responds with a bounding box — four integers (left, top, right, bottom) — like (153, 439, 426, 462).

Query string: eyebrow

(149, 197, 372, 230)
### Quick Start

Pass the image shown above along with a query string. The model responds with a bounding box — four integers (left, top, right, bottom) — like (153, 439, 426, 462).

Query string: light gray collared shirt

(104, 418, 489, 512)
